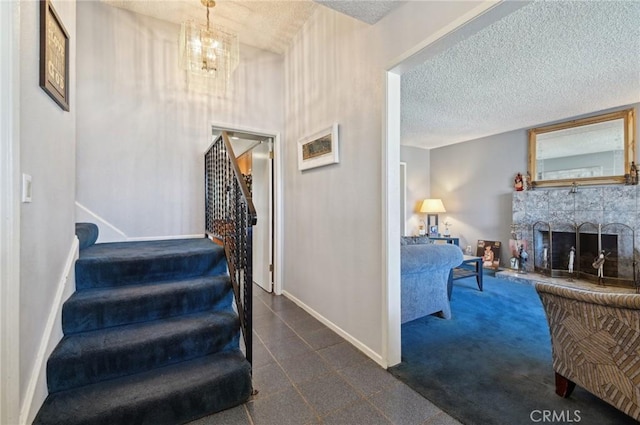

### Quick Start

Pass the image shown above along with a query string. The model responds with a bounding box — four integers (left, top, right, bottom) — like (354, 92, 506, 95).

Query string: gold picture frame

(528, 108, 636, 187)
(40, 0, 70, 111)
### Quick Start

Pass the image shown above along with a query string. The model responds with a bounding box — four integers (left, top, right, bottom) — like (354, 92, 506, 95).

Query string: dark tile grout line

(249, 290, 442, 425)
(254, 293, 348, 421)
(241, 403, 255, 425)
(250, 298, 324, 424)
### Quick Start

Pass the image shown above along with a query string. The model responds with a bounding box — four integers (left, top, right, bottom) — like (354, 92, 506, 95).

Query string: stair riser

(55, 368, 251, 425)
(75, 251, 227, 290)
(62, 283, 233, 334)
(48, 319, 240, 393)
(34, 351, 252, 425)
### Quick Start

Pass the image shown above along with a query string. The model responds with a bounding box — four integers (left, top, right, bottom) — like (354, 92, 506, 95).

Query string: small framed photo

(40, 0, 70, 111)
(477, 240, 501, 270)
(297, 124, 339, 171)
(429, 225, 438, 237)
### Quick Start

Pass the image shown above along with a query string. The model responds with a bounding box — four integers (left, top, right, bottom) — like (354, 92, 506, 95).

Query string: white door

(251, 140, 273, 292)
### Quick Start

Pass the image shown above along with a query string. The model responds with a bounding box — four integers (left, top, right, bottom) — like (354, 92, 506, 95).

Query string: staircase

(33, 232, 252, 425)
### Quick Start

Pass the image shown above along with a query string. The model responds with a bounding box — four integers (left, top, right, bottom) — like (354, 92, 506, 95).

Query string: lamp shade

(419, 199, 446, 213)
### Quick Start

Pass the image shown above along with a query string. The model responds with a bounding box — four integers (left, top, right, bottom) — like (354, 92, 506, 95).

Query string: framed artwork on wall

(297, 124, 339, 171)
(40, 0, 70, 111)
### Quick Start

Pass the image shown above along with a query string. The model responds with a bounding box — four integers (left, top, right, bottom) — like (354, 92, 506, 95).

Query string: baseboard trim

(20, 237, 79, 425)
(282, 290, 386, 368)
(76, 202, 204, 243)
(75, 201, 126, 242)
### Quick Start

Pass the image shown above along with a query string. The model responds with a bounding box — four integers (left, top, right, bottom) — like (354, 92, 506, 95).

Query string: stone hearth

(495, 269, 638, 294)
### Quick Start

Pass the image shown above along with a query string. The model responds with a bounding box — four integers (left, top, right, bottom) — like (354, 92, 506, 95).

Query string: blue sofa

(401, 237, 463, 322)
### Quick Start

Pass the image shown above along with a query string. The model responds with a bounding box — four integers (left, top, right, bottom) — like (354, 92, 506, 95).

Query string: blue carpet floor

(389, 275, 638, 425)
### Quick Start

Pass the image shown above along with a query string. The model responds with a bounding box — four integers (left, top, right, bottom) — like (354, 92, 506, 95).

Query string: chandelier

(179, 0, 239, 93)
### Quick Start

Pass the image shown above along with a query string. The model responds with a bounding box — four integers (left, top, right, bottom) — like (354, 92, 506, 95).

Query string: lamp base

(427, 214, 439, 237)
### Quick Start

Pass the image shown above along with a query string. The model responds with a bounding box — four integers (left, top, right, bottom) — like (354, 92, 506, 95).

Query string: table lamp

(420, 199, 446, 237)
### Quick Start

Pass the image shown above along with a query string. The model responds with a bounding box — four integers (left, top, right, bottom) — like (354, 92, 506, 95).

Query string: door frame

(400, 162, 407, 237)
(210, 123, 283, 295)
(0, 1, 21, 423)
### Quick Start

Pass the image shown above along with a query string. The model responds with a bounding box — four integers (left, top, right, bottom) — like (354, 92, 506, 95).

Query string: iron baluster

(203, 131, 256, 366)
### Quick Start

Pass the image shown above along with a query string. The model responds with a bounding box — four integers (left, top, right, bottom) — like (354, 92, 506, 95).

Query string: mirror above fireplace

(528, 108, 636, 188)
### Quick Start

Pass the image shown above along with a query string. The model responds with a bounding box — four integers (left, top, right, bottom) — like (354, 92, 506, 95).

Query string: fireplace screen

(533, 221, 636, 288)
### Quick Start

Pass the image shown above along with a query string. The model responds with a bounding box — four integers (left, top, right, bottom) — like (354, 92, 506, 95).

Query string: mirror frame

(528, 108, 636, 188)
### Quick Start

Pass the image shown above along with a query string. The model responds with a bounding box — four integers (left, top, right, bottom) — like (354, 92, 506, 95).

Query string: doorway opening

(211, 127, 279, 294)
(382, 1, 527, 367)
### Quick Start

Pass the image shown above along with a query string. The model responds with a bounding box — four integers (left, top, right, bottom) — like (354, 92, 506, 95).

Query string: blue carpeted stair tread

(35, 237, 250, 423)
(78, 238, 219, 260)
(63, 275, 233, 334)
(75, 238, 227, 289)
(48, 310, 240, 393)
(34, 350, 252, 425)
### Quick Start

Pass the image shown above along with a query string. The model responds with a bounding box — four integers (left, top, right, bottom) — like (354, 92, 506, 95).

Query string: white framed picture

(297, 123, 339, 171)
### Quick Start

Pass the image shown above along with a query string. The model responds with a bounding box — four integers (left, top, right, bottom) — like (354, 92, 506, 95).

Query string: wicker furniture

(535, 282, 640, 420)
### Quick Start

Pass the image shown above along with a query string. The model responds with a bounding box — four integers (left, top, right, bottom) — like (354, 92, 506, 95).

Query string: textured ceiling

(101, 0, 403, 54)
(102, 0, 319, 55)
(401, 0, 640, 149)
(314, 0, 404, 24)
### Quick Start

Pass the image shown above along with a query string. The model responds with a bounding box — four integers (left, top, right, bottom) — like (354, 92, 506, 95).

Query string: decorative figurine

(525, 172, 532, 190)
(514, 173, 524, 191)
(568, 246, 575, 281)
(518, 244, 528, 274)
(569, 182, 578, 194)
(443, 221, 452, 238)
(631, 161, 639, 185)
(592, 250, 607, 285)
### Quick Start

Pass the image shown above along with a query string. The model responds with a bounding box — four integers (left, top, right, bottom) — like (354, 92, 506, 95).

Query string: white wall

(19, 0, 77, 418)
(430, 103, 640, 266)
(282, 0, 492, 363)
(283, 8, 384, 358)
(400, 145, 431, 236)
(431, 130, 525, 260)
(76, 1, 284, 239)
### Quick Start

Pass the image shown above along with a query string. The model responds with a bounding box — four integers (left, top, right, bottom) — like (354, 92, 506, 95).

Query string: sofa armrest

(401, 244, 463, 274)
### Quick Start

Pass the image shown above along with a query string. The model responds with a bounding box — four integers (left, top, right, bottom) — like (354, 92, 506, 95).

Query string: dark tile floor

(188, 287, 462, 425)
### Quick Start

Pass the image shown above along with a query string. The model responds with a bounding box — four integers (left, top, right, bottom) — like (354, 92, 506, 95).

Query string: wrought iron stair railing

(205, 131, 256, 365)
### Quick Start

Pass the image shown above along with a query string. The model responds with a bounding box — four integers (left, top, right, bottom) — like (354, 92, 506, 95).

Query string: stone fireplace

(511, 186, 639, 289)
